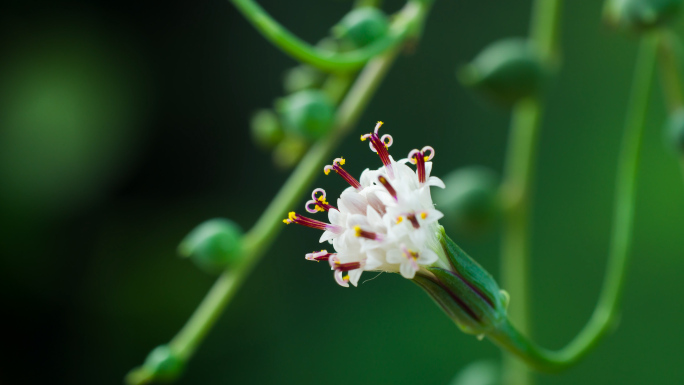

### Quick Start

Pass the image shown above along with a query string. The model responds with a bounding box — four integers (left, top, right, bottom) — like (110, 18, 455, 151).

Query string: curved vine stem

(230, 0, 418, 72)
(125, 2, 431, 384)
(492, 33, 657, 374)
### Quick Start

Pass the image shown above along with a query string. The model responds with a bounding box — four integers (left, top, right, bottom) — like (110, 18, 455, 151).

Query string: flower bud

(665, 108, 684, 153)
(434, 166, 500, 235)
(283, 65, 326, 94)
(451, 360, 501, 385)
(178, 218, 244, 273)
(277, 90, 336, 139)
(272, 134, 309, 169)
(332, 7, 390, 49)
(125, 345, 184, 384)
(413, 227, 508, 336)
(604, 0, 683, 32)
(250, 109, 283, 150)
(459, 38, 544, 105)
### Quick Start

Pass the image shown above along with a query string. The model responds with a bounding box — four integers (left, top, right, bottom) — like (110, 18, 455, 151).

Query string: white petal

(340, 189, 367, 215)
(319, 230, 337, 243)
(328, 208, 342, 226)
(417, 249, 439, 265)
(424, 161, 433, 178)
(334, 270, 350, 287)
(386, 249, 403, 264)
(427, 176, 445, 189)
(400, 261, 416, 279)
(349, 269, 363, 287)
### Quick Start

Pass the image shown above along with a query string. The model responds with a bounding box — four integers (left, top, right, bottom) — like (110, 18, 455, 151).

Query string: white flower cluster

(284, 122, 446, 287)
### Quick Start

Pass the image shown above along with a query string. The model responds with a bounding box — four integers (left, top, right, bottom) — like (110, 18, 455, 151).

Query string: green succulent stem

(500, 0, 562, 384)
(494, 32, 657, 374)
(125, 2, 432, 383)
(230, 0, 424, 72)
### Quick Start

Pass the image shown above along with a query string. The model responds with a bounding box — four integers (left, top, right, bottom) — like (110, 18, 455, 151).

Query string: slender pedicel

(361, 121, 394, 178)
(305, 188, 337, 213)
(283, 212, 343, 233)
(305, 250, 335, 262)
(408, 146, 435, 184)
(324, 157, 362, 190)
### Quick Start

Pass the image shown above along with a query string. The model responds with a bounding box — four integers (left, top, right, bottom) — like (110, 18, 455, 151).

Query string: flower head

(284, 121, 448, 286)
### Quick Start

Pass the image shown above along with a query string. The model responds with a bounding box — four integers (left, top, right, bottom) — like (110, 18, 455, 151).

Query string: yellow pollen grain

(283, 219, 290, 224)
(340, 158, 345, 165)
(360, 135, 366, 141)
(377, 121, 384, 126)
(420, 212, 427, 219)
(324, 169, 330, 175)
(354, 225, 362, 236)
(424, 156, 429, 161)
(288, 212, 297, 220)
(396, 216, 403, 224)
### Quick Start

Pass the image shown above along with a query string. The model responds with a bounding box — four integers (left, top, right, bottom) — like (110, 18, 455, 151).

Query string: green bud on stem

(125, 345, 184, 385)
(459, 38, 545, 106)
(250, 109, 283, 150)
(277, 90, 336, 139)
(664, 107, 684, 153)
(272, 134, 309, 169)
(434, 167, 500, 235)
(332, 7, 390, 49)
(178, 218, 244, 273)
(283, 65, 326, 94)
(604, 0, 683, 32)
(413, 227, 509, 336)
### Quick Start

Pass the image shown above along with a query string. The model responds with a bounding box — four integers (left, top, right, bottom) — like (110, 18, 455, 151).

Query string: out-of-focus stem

(493, 32, 657, 376)
(500, 1, 562, 385)
(657, 30, 684, 112)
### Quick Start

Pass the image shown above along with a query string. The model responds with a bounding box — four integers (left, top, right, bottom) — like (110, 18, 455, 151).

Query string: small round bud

(283, 65, 326, 94)
(459, 38, 544, 105)
(451, 360, 500, 385)
(250, 109, 283, 150)
(179, 218, 243, 273)
(434, 167, 500, 234)
(332, 7, 390, 49)
(125, 345, 184, 384)
(664, 108, 684, 153)
(272, 134, 309, 170)
(604, 0, 683, 32)
(277, 90, 336, 139)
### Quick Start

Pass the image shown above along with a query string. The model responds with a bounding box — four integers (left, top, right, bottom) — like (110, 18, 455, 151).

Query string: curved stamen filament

(408, 146, 435, 184)
(283, 212, 343, 233)
(305, 188, 337, 213)
(324, 157, 362, 190)
(306, 250, 335, 262)
(377, 175, 397, 200)
(361, 122, 394, 178)
(354, 225, 383, 241)
(406, 213, 420, 229)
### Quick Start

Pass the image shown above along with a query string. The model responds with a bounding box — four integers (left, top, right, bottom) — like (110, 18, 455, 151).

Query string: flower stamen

(361, 121, 394, 178)
(283, 212, 343, 233)
(305, 250, 335, 262)
(377, 175, 397, 200)
(305, 188, 337, 213)
(408, 146, 435, 184)
(324, 157, 362, 190)
(354, 225, 383, 241)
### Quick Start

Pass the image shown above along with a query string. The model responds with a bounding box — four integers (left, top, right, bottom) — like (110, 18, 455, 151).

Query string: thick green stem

(500, 1, 562, 384)
(493, 33, 657, 374)
(230, 0, 414, 71)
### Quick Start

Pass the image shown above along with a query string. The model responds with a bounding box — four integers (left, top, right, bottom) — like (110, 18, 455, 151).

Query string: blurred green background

(2, 1, 684, 384)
